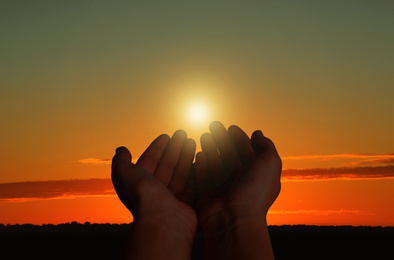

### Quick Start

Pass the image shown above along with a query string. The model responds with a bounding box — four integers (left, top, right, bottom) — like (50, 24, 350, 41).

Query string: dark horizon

(2, 223, 393, 260)
(2, 222, 394, 228)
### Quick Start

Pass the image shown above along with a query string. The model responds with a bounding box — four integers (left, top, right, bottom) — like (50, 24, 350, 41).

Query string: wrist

(126, 212, 197, 260)
(199, 205, 267, 234)
(135, 207, 197, 242)
(201, 212, 274, 260)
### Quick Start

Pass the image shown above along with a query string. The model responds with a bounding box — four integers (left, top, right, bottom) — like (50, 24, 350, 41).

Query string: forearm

(124, 216, 196, 260)
(203, 215, 275, 260)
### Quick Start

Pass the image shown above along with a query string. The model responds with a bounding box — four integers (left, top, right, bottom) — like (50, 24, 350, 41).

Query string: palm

(193, 122, 281, 229)
(111, 130, 197, 230)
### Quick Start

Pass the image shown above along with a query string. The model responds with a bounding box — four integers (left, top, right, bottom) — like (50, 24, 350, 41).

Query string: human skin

(194, 121, 282, 260)
(111, 122, 281, 260)
(111, 130, 198, 260)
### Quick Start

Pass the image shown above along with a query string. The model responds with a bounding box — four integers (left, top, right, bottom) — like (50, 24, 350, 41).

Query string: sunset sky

(1, 1, 393, 226)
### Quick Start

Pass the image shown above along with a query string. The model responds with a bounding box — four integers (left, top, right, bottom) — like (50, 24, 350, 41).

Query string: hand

(194, 121, 281, 259)
(111, 130, 197, 260)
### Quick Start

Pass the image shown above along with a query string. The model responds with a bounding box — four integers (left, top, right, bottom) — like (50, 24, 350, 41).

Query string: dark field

(1, 223, 393, 260)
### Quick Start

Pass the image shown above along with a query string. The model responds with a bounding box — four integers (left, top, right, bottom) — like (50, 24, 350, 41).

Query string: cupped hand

(194, 121, 282, 231)
(111, 130, 197, 236)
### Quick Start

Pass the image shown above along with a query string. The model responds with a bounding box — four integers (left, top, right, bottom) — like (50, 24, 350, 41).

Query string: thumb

(112, 146, 132, 166)
(251, 130, 266, 154)
(111, 146, 138, 214)
(251, 130, 278, 157)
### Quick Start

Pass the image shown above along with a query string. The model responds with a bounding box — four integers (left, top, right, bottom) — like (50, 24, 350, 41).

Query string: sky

(1, 1, 393, 226)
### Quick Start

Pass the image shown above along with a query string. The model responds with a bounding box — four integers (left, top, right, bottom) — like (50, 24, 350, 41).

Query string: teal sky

(1, 1, 393, 182)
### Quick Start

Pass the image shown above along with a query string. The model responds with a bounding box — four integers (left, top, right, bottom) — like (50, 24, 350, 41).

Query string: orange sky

(1, 154, 393, 226)
(1, 1, 393, 226)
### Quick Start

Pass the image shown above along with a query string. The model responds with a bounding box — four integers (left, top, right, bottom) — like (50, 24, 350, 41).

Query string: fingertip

(251, 130, 264, 140)
(251, 131, 279, 156)
(115, 146, 128, 154)
(209, 121, 225, 132)
(153, 134, 171, 149)
(159, 133, 171, 139)
(228, 125, 250, 145)
(228, 124, 241, 132)
(150, 134, 171, 148)
(251, 130, 266, 146)
(228, 125, 247, 138)
(113, 146, 132, 163)
(200, 132, 211, 143)
(173, 129, 188, 139)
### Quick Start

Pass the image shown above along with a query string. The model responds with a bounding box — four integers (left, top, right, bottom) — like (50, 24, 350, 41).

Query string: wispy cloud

(347, 158, 394, 166)
(78, 158, 111, 165)
(82, 153, 394, 167)
(282, 165, 394, 181)
(269, 209, 368, 215)
(282, 153, 394, 160)
(1, 164, 393, 201)
(0, 179, 115, 201)
(282, 153, 394, 166)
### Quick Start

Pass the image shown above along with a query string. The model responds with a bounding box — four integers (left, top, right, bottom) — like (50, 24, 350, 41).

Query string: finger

(112, 146, 132, 166)
(168, 138, 196, 199)
(200, 132, 227, 187)
(136, 134, 170, 174)
(209, 121, 242, 178)
(154, 130, 187, 186)
(251, 131, 282, 187)
(194, 152, 212, 194)
(228, 125, 256, 165)
(111, 146, 138, 213)
(251, 130, 279, 158)
(111, 146, 132, 186)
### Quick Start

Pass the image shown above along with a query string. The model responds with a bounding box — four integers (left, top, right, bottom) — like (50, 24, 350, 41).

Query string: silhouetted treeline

(0, 222, 130, 260)
(1, 223, 393, 260)
(269, 225, 394, 259)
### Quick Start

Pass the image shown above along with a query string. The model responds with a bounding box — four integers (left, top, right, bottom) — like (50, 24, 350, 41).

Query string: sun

(187, 102, 208, 124)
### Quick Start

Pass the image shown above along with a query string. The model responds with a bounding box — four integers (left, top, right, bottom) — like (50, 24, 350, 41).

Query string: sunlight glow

(187, 102, 208, 124)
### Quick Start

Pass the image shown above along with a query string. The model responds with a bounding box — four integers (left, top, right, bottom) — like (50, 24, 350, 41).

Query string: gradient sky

(1, 1, 393, 226)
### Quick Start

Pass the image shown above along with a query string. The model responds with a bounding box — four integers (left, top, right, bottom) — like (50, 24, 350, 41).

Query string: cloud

(269, 209, 366, 215)
(1, 164, 393, 201)
(282, 165, 394, 181)
(78, 158, 111, 165)
(0, 179, 115, 201)
(282, 153, 394, 161)
(82, 153, 394, 167)
(347, 158, 394, 166)
(282, 153, 394, 166)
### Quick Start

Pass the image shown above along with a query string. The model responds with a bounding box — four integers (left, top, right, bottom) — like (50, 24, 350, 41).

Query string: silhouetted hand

(194, 121, 281, 260)
(111, 130, 197, 260)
